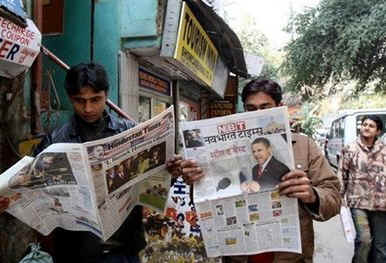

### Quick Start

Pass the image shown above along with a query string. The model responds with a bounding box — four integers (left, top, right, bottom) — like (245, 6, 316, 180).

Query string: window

(138, 95, 170, 123)
(139, 96, 151, 123)
(42, 0, 64, 35)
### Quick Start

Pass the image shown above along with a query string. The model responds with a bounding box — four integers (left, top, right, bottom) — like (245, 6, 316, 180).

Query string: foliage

(225, 9, 282, 81)
(340, 93, 386, 110)
(282, 0, 386, 100)
(296, 103, 323, 137)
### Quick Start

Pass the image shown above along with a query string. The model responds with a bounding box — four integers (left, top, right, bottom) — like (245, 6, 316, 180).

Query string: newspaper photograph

(180, 106, 301, 257)
(0, 106, 175, 241)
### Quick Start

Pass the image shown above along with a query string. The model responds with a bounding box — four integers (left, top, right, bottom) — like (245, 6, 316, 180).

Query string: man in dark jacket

(33, 63, 145, 263)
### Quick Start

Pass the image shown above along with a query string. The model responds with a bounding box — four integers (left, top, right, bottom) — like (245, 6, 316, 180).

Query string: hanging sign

(174, 2, 218, 87)
(0, 16, 41, 78)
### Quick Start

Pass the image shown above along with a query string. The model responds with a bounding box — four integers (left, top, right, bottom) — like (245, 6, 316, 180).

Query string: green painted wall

(120, 0, 158, 38)
(94, 0, 120, 104)
(120, 0, 161, 49)
(43, 0, 91, 113)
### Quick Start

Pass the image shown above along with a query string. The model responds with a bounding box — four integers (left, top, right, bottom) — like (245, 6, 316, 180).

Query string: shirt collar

(68, 111, 116, 138)
(261, 155, 272, 171)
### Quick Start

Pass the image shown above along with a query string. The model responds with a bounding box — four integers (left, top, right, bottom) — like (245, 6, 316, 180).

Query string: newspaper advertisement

(180, 107, 301, 257)
(0, 106, 175, 241)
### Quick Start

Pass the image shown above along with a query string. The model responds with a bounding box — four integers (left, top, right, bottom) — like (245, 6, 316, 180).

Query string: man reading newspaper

(180, 79, 341, 263)
(32, 63, 145, 263)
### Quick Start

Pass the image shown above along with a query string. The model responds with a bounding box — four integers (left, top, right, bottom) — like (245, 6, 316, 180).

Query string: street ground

(313, 215, 354, 263)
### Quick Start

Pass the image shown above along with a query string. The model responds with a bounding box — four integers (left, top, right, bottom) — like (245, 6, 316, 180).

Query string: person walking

(340, 115, 386, 263)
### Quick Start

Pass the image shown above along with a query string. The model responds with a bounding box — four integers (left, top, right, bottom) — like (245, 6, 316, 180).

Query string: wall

(42, 0, 124, 124)
(120, 0, 161, 49)
(94, 0, 121, 104)
(43, 0, 91, 113)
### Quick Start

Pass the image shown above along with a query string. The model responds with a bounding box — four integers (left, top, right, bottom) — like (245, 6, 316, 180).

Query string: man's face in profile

(252, 142, 272, 165)
(360, 118, 380, 140)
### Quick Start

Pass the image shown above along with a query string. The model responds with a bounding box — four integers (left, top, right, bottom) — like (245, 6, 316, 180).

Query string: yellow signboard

(174, 3, 218, 87)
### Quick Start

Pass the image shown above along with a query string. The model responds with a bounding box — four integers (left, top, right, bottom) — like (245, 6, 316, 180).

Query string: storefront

(121, 0, 247, 124)
(137, 68, 172, 122)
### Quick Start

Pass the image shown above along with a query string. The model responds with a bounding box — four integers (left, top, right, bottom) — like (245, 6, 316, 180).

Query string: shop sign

(208, 97, 235, 118)
(0, 0, 27, 25)
(0, 16, 41, 78)
(138, 69, 171, 96)
(174, 2, 218, 87)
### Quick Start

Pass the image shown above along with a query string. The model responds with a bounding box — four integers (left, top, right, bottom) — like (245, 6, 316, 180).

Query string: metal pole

(31, 0, 43, 135)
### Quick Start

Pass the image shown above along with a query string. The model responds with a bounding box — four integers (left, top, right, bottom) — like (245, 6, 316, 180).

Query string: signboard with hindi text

(174, 2, 218, 87)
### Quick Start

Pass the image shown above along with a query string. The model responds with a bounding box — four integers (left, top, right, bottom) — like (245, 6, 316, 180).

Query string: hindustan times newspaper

(180, 107, 302, 257)
(0, 107, 175, 241)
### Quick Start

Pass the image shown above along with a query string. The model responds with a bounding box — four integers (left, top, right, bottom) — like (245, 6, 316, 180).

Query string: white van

(325, 108, 386, 168)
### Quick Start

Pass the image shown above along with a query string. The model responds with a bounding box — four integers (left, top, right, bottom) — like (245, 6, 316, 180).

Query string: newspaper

(180, 107, 302, 257)
(0, 106, 175, 241)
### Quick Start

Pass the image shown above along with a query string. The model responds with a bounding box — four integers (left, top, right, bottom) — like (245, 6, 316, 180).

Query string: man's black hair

(362, 115, 384, 131)
(241, 79, 283, 105)
(65, 62, 109, 96)
(251, 137, 271, 148)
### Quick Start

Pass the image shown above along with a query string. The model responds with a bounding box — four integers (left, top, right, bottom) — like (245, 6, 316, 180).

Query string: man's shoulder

(33, 122, 75, 156)
(49, 122, 76, 143)
(291, 133, 311, 151)
(291, 133, 309, 142)
(108, 113, 136, 132)
(344, 139, 360, 152)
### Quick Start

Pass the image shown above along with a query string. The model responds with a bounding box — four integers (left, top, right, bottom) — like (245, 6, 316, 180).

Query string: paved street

(313, 215, 354, 263)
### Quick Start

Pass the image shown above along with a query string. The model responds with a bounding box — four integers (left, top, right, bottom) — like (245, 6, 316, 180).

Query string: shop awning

(188, 0, 248, 78)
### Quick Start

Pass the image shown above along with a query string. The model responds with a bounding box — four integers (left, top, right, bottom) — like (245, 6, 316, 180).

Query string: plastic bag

(339, 206, 356, 243)
(18, 243, 53, 263)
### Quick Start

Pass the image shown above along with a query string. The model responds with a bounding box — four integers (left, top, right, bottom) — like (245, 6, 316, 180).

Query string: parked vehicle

(325, 108, 386, 168)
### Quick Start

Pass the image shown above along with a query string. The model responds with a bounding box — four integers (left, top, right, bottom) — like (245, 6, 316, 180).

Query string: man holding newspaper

(32, 63, 145, 263)
(180, 79, 341, 263)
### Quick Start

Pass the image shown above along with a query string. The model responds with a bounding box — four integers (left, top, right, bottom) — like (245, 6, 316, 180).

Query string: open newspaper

(180, 106, 301, 257)
(0, 106, 175, 241)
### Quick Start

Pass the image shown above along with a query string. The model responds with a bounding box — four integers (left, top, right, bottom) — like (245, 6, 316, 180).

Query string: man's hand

(241, 181, 261, 193)
(278, 170, 316, 203)
(180, 159, 205, 185)
(0, 196, 10, 214)
(166, 155, 184, 178)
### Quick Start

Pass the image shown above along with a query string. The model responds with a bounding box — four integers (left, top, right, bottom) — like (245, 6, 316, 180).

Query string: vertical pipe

(90, 0, 95, 61)
(173, 80, 179, 154)
(31, 0, 43, 135)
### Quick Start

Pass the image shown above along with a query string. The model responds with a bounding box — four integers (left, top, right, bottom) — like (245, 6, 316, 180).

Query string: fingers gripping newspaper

(0, 107, 175, 241)
(180, 107, 301, 257)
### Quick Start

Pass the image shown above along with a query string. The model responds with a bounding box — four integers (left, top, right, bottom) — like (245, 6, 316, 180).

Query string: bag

(18, 243, 53, 263)
(339, 205, 356, 243)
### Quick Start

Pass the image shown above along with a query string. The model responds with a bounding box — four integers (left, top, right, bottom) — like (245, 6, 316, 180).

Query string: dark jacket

(239, 156, 290, 191)
(34, 112, 146, 263)
(251, 157, 290, 190)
